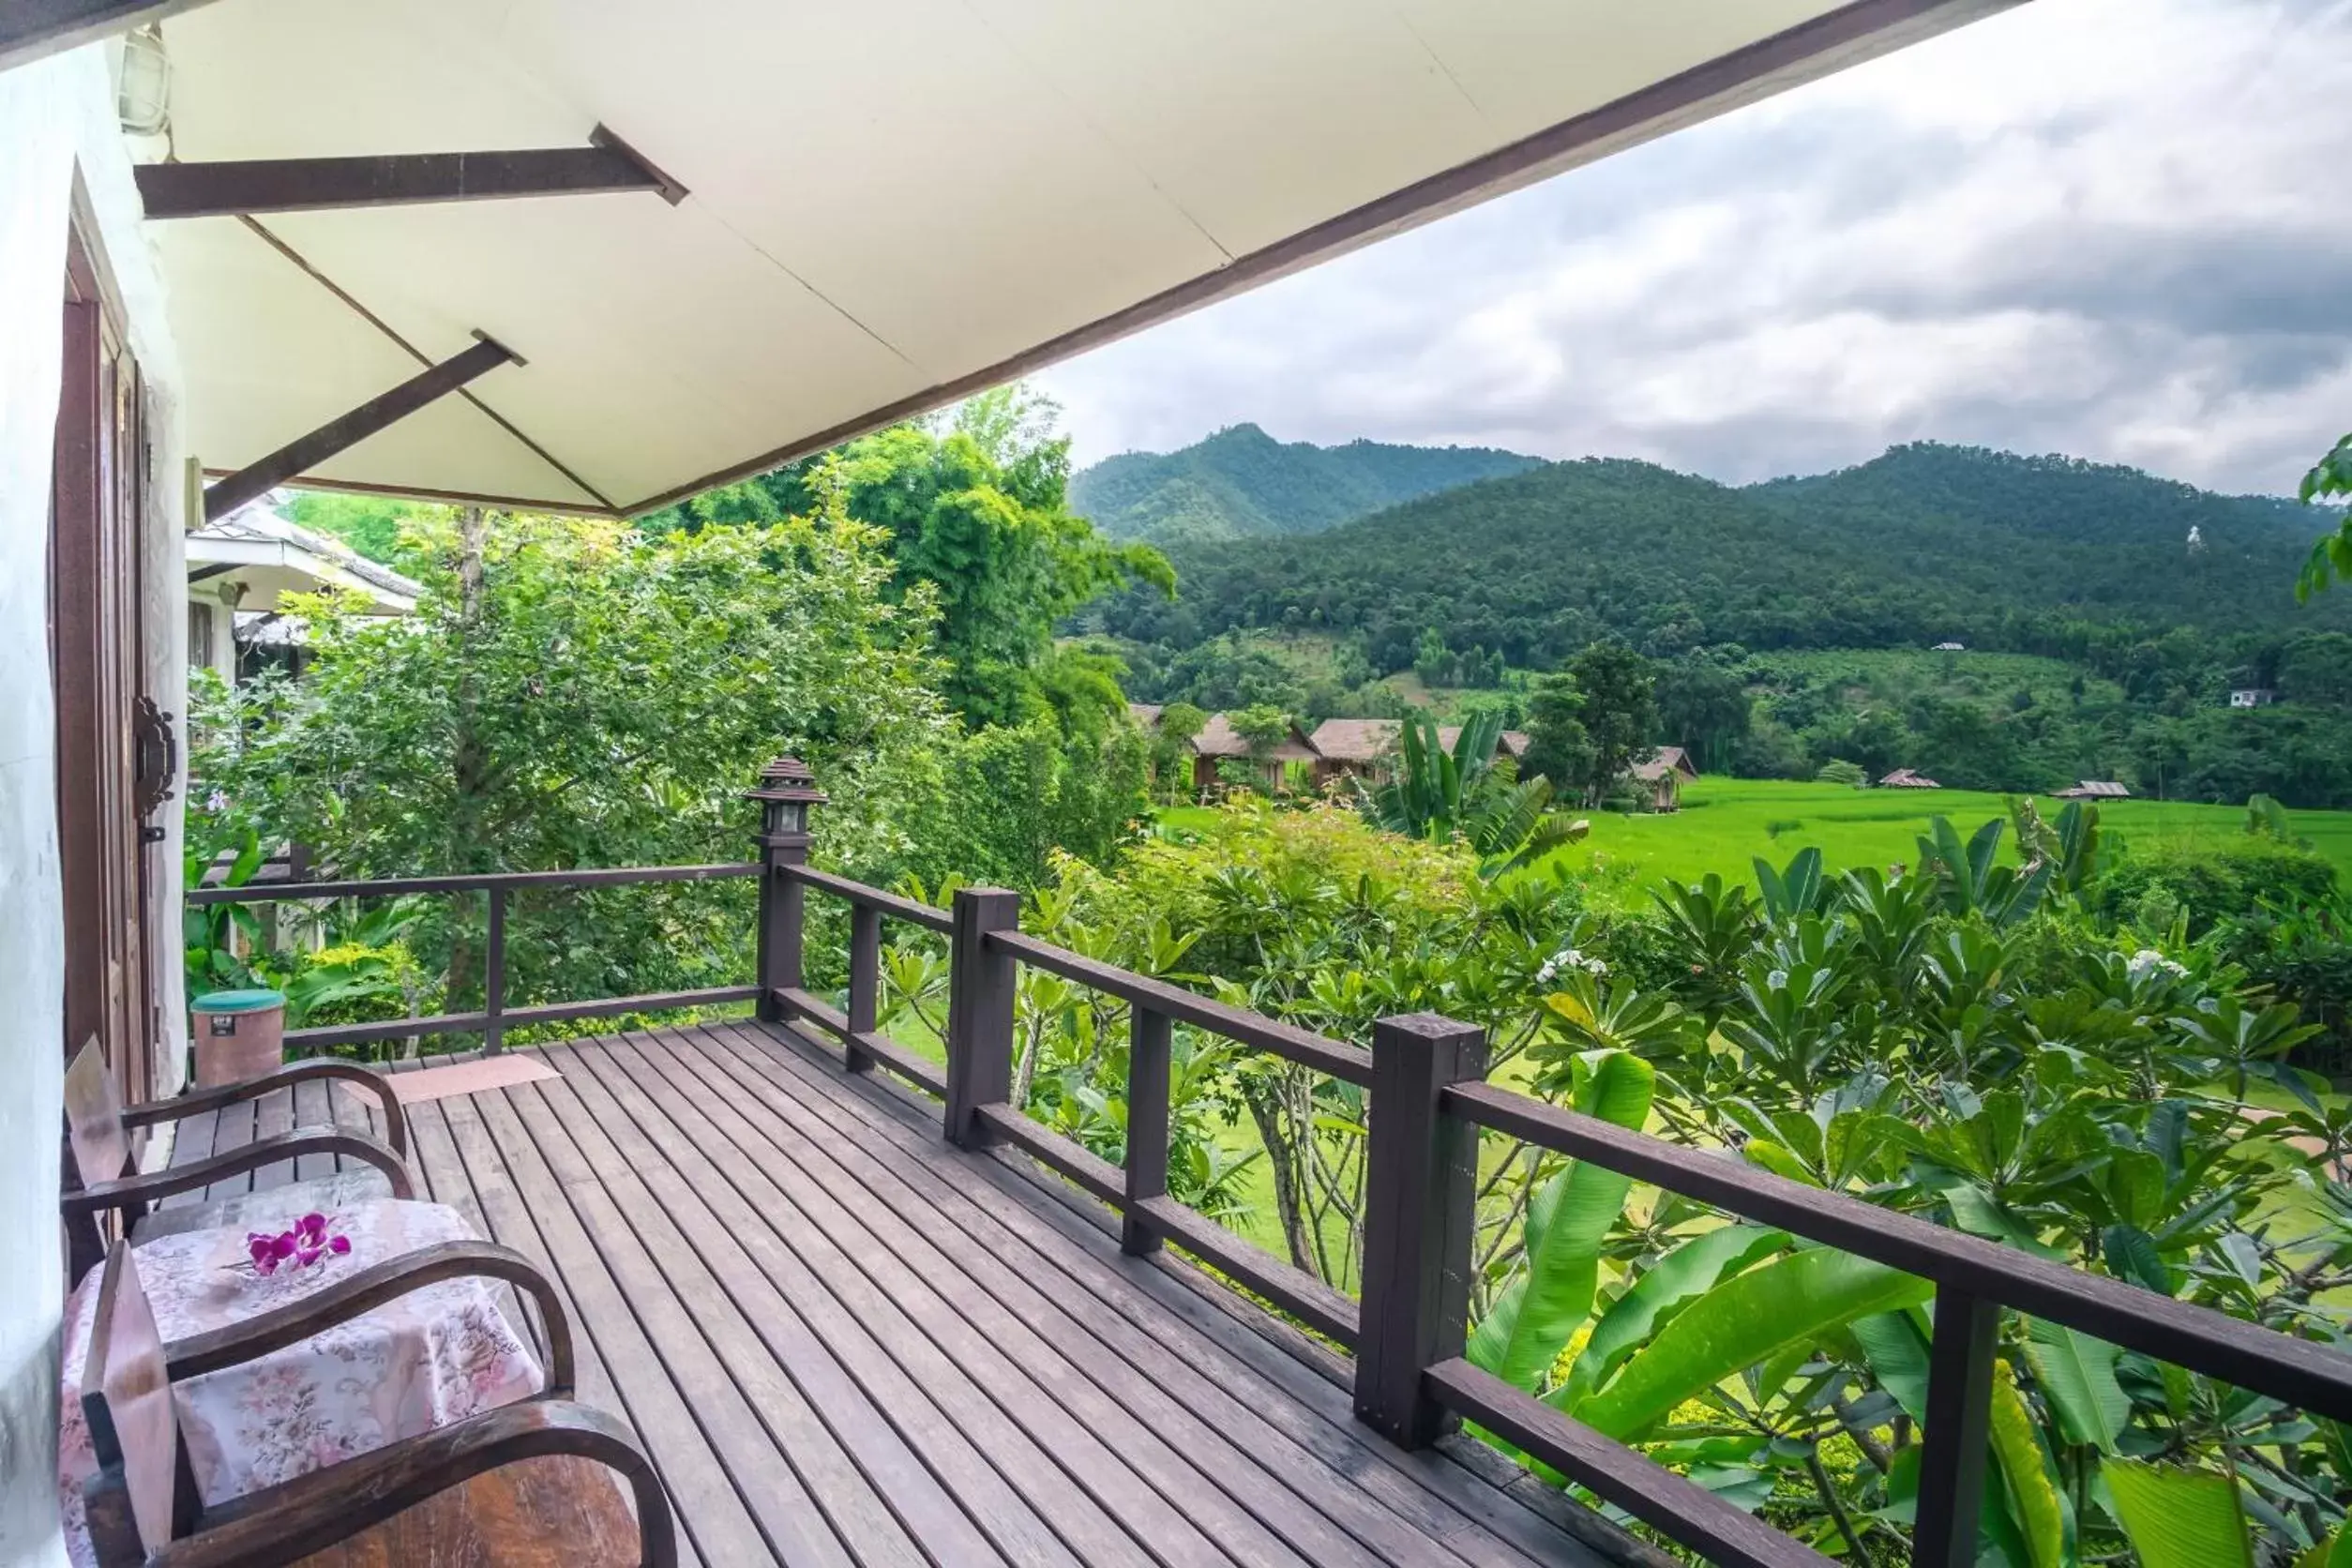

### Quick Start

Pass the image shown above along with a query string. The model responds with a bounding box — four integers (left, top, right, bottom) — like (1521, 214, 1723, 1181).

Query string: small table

(60, 1199, 544, 1568)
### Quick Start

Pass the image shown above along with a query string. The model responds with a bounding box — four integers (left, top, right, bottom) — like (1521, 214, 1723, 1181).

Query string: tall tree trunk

(1245, 1078, 1318, 1275)
(443, 507, 491, 1018)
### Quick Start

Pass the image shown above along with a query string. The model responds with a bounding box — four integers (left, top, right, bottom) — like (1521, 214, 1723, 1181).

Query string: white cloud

(1033, 0, 2352, 494)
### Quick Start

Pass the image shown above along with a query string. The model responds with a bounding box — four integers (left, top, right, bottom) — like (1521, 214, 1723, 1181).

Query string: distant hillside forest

(1068, 422, 1539, 544)
(1085, 443, 2352, 808)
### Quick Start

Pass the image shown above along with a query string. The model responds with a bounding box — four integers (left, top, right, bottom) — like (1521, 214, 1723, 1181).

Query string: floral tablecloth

(59, 1198, 543, 1567)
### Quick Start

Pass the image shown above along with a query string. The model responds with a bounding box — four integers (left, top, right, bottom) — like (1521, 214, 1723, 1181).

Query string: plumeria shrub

(910, 795, 2352, 1565)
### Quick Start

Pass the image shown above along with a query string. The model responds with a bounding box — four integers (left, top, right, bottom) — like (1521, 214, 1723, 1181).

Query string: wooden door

(51, 205, 161, 1098)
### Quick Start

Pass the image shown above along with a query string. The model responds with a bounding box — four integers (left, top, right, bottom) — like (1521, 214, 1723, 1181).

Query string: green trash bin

(190, 988, 286, 1087)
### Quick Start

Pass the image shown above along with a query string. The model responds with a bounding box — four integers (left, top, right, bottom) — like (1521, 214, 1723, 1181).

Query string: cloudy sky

(1033, 0, 2352, 496)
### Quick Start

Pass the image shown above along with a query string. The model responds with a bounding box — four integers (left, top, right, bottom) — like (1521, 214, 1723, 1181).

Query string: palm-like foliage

(1353, 712, 1587, 877)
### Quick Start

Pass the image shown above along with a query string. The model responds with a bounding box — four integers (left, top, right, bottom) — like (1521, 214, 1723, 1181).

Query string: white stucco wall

(0, 42, 186, 1568)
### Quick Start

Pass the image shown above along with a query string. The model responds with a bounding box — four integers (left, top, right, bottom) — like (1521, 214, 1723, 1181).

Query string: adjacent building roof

(2055, 780, 2131, 799)
(1192, 714, 1319, 763)
(1133, 705, 1318, 762)
(187, 507, 423, 613)
(143, 2, 2007, 516)
(1307, 718, 1530, 763)
(1880, 768, 1942, 789)
(1628, 746, 1698, 783)
(1309, 718, 1398, 763)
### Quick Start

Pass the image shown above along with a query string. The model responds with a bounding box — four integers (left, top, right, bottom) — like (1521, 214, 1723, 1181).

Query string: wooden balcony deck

(161, 1018, 1616, 1568)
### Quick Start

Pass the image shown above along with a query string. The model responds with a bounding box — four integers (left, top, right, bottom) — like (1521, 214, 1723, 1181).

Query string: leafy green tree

(1522, 674, 1593, 794)
(651, 384, 1173, 731)
(193, 499, 958, 1018)
(2279, 631, 2352, 707)
(280, 490, 424, 568)
(1653, 657, 1750, 774)
(2297, 432, 2351, 599)
(1817, 759, 1867, 787)
(1562, 644, 1658, 806)
(1229, 704, 1291, 760)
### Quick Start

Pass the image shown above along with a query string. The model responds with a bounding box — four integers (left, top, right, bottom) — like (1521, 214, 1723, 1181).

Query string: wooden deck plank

(290, 1076, 337, 1183)
(158, 1104, 222, 1211)
(602, 1033, 1201, 1568)
(462, 1084, 773, 1568)
(663, 1027, 1416, 1568)
(685, 1024, 1539, 1568)
(202, 1085, 261, 1202)
(157, 1021, 1617, 1568)
(248, 1077, 298, 1190)
(554, 1039, 1021, 1566)
(497, 1075, 861, 1568)
(427, 1093, 641, 1551)
(707, 1021, 1602, 1568)
(562, 1035, 1101, 1568)
(524, 1049, 939, 1568)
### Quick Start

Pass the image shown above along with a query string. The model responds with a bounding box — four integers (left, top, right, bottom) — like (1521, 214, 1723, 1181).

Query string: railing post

(1123, 1005, 1172, 1255)
(1912, 1287, 2000, 1568)
(1356, 1012, 1486, 1446)
(746, 758, 823, 1023)
(483, 886, 505, 1056)
(845, 903, 881, 1075)
(943, 887, 1019, 1150)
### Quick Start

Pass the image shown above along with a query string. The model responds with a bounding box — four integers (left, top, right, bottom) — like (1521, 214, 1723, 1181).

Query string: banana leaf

(1554, 1223, 1789, 1412)
(1571, 1247, 1932, 1441)
(2102, 1459, 2254, 1568)
(1990, 1363, 2066, 1568)
(1467, 1051, 1653, 1392)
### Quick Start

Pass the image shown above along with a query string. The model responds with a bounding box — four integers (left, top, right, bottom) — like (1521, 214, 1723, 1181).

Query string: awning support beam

(0, 0, 215, 72)
(138, 126, 688, 219)
(204, 334, 520, 521)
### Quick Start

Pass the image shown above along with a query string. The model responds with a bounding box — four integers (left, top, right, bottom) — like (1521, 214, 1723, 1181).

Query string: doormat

(384, 1052, 560, 1105)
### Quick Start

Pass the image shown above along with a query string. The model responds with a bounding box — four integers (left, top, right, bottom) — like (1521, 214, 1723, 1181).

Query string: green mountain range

(1095, 443, 2352, 806)
(1068, 422, 1541, 544)
(1102, 443, 2344, 671)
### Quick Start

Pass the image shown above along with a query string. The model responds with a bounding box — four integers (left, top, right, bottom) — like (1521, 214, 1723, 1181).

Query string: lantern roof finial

(746, 754, 826, 808)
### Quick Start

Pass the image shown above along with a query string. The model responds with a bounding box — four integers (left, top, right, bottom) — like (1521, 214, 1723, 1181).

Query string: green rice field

(1155, 780, 2352, 896)
(1547, 776, 2352, 892)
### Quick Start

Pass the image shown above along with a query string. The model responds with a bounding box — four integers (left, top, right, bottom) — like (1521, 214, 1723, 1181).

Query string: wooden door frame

(50, 178, 157, 1102)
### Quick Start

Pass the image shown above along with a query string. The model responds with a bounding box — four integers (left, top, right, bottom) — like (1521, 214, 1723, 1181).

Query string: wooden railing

(187, 862, 761, 1054)
(203, 759, 2352, 1568)
(765, 860, 2352, 1568)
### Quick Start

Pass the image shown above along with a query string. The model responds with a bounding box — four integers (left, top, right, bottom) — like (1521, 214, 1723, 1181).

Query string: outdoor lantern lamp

(747, 756, 826, 840)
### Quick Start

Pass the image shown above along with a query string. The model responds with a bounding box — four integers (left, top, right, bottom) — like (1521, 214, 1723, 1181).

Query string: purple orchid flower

(244, 1214, 350, 1276)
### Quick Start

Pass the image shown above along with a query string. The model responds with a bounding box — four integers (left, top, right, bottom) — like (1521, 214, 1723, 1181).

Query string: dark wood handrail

(213, 783, 2352, 1568)
(186, 861, 761, 1055)
(188, 862, 759, 904)
(774, 849, 2352, 1568)
(985, 928, 1372, 1085)
(1441, 1077, 2352, 1425)
(781, 866, 954, 933)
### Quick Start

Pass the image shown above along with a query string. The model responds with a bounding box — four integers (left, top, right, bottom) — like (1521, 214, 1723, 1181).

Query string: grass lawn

(1535, 776, 2352, 894)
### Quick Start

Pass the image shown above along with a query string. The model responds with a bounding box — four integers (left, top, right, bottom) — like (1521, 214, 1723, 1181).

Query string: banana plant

(1355, 710, 1586, 876)
(1467, 1048, 1932, 1475)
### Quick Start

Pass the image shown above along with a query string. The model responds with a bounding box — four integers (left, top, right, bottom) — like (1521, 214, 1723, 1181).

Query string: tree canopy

(652, 385, 1173, 731)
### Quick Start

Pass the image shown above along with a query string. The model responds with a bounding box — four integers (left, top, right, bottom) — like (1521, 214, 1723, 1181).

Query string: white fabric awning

(147, 0, 2013, 517)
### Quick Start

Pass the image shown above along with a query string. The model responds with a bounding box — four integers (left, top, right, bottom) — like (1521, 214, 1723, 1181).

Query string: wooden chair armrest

(166, 1239, 574, 1396)
(156, 1400, 675, 1568)
(122, 1059, 410, 1157)
(60, 1129, 414, 1216)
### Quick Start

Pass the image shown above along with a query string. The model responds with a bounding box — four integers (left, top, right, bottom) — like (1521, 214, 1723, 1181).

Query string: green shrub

(2091, 838, 2338, 936)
